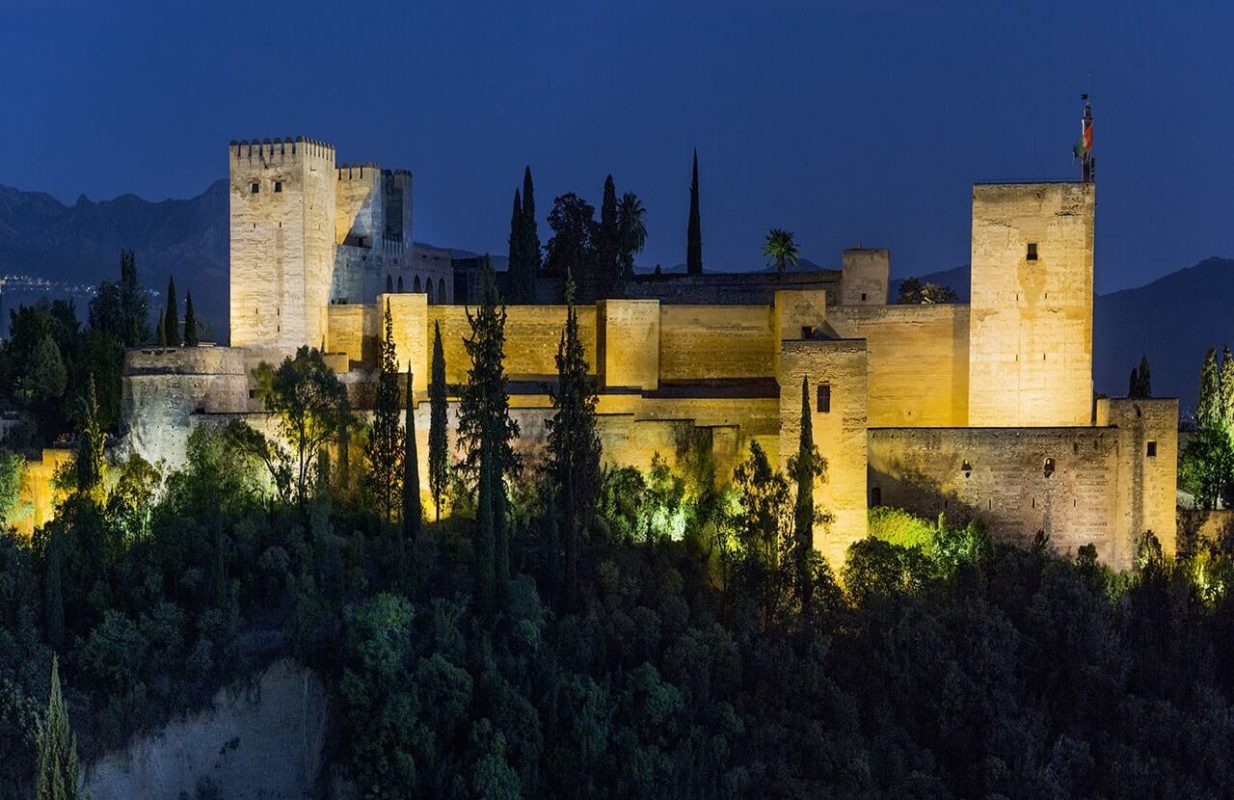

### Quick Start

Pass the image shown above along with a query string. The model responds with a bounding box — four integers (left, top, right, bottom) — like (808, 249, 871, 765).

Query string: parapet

(337, 162, 383, 181)
(230, 137, 336, 162)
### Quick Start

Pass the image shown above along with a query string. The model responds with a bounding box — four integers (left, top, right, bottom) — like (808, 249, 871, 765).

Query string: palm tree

(762, 228, 798, 274)
(616, 192, 647, 279)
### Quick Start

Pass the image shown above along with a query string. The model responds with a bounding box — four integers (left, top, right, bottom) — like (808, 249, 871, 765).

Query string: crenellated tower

(229, 137, 337, 352)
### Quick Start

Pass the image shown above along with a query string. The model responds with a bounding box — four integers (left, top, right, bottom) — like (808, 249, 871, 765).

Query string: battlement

(337, 163, 383, 180)
(230, 137, 336, 162)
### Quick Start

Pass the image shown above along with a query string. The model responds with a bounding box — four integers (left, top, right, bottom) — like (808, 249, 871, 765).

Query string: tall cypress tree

(367, 301, 405, 524)
(522, 166, 541, 279)
(75, 374, 105, 498)
(547, 279, 600, 608)
(183, 290, 199, 346)
(428, 321, 449, 522)
(1137, 354, 1152, 398)
(458, 258, 519, 613)
(1128, 368, 1139, 398)
(36, 655, 83, 800)
(156, 308, 166, 347)
(597, 175, 620, 298)
(119, 248, 148, 346)
(507, 188, 527, 302)
(789, 376, 824, 609)
(1197, 346, 1222, 430)
(1221, 347, 1234, 433)
(404, 363, 422, 547)
(165, 275, 179, 347)
(686, 150, 703, 276)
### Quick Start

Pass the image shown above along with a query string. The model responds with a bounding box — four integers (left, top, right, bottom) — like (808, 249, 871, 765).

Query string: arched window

(426, 280, 434, 305)
(439, 277, 446, 303)
(413, 275, 421, 293)
(397, 275, 404, 292)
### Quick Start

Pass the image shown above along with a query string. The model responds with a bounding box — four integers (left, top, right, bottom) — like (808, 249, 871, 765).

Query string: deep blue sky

(4, 0, 1233, 292)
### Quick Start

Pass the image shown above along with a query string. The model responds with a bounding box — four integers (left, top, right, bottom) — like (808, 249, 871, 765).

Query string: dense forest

(4, 261, 1234, 799)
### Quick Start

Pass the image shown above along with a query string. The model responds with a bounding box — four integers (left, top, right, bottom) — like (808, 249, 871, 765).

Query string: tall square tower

(229, 138, 337, 352)
(967, 182, 1095, 427)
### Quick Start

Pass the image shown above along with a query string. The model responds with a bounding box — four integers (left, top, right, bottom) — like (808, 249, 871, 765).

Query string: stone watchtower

(967, 182, 1095, 427)
(229, 138, 337, 353)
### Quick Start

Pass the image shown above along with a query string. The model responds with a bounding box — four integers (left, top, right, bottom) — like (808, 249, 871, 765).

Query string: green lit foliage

(761, 228, 798, 274)
(1183, 346, 1234, 509)
(0, 449, 23, 529)
(897, 276, 959, 304)
(36, 656, 83, 800)
(366, 302, 404, 524)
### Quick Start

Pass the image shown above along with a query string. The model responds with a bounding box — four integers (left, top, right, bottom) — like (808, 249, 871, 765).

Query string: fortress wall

(635, 396, 781, 437)
(659, 305, 775, 381)
(121, 347, 250, 467)
(326, 305, 378, 367)
(968, 182, 1095, 427)
(1097, 397, 1180, 556)
(380, 293, 429, 393)
(828, 304, 970, 427)
(332, 244, 385, 306)
(334, 164, 383, 245)
(409, 245, 453, 304)
(597, 300, 660, 390)
(779, 339, 869, 566)
(428, 305, 599, 384)
(868, 426, 1133, 567)
(625, 271, 841, 307)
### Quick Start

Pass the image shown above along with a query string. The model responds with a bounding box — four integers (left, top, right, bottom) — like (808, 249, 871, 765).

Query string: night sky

(4, 0, 1233, 293)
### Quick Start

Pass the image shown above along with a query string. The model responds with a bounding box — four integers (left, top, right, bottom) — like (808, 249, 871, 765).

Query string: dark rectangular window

(860, 292, 867, 301)
(250, 182, 259, 193)
(1147, 441, 1157, 457)
(801, 325, 813, 339)
(274, 181, 283, 193)
(1027, 242, 1038, 261)
(817, 383, 831, 413)
(871, 487, 881, 506)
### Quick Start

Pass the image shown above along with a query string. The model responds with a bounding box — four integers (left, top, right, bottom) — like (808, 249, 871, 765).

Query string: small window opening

(860, 292, 867, 301)
(871, 487, 882, 507)
(816, 383, 831, 414)
(1027, 242, 1038, 261)
(1147, 441, 1157, 458)
(962, 459, 972, 478)
(1043, 457, 1055, 478)
(801, 325, 813, 339)
(250, 182, 259, 193)
(274, 181, 283, 193)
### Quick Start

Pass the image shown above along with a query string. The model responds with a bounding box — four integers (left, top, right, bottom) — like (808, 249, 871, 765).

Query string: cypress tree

(36, 655, 83, 800)
(75, 374, 105, 497)
(686, 150, 703, 276)
(119, 248, 148, 346)
(597, 175, 620, 298)
(45, 540, 64, 651)
(156, 308, 166, 346)
(428, 321, 449, 522)
(1137, 354, 1152, 398)
(547, 278, 600, 607)
(184, 290, 199, 346)
(1221, 346, 1234, 433)
(789, 376, 824, 609)
(458, 258, 519, 612)
(522, 166, 541, 279)
(1197, 346, 1221, 430)
(403, 364, 422, 547)
(165, 275, 179, 347)
(507, 188, 527, 303)
(366, 301, 405, 524)
(1128, 368, 1139, 398)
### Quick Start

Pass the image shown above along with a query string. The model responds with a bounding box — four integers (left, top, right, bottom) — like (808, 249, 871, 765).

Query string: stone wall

(428, 305, 599, 385)
(839, 248, 890, 306)
(625, 270, 841, 307)
(12, 449, 73, 539)
(1097, 397, 1179, 554)
(659, 305, 774, 381)
(868, 426, 1139, 567)
(121, 347, 249, 468)
(334, 163, 383, 246)
(968, 182, 1095, 427)
(828, 304, 969, 427)
(597, 300, 660, 390)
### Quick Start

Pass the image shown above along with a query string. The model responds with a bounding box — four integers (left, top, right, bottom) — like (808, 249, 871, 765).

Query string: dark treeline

(5, 263, 1234, 798)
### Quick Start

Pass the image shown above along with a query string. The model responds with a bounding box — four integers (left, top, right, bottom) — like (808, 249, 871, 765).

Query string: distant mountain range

(0, 181, 1229, 413)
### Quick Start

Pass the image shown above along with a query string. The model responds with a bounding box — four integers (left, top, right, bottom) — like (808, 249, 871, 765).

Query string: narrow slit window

(274, 181, 283, 193)
(871, 487, 881, 507)
(801, 325, 813, 339)
(817, 383, 831, 414)
(1147, 441, 1157, 457)
(1027, 242, 1038, 261)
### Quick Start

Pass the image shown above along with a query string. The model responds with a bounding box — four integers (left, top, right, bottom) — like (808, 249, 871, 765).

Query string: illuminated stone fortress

(120, 134, 1179, 570)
